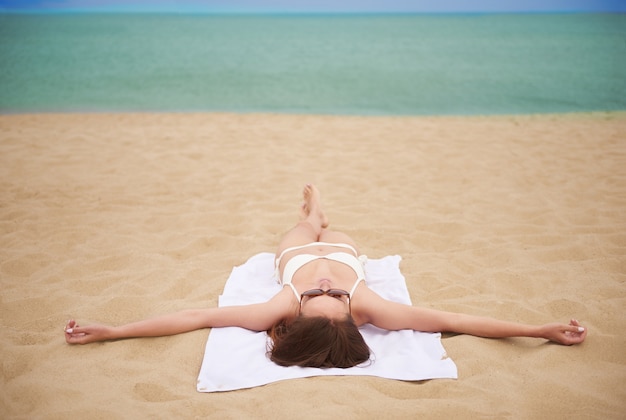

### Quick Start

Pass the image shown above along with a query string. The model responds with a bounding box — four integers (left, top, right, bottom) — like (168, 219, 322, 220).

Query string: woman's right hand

(65, 319, 113, 344)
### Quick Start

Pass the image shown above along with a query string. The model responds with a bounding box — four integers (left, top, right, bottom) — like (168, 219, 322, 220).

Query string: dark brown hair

(267, 315, 370, 368)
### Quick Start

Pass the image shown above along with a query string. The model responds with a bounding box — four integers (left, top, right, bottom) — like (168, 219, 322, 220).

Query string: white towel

(197, 253, 457, 392)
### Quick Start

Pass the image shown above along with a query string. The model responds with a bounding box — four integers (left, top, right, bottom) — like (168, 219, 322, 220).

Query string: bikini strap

(349, 279, 364, 297)
(349, 255, 367, 297)
(287, 283, 301, 302)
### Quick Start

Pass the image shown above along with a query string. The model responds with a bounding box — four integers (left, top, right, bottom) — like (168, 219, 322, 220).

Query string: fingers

(65, 319, 75, 331)
(65, 319, 83, 334)
(568, 319, 587, 338)
(66, 331, 88, 344)
(542, 320, 587, 345)
(570, 318, 582, 328)
(567, 319, 586, 334)
(64, 319, 75, 336)
(66, 333, 86, 344)
(65, 319, 87, 344)
(560, 319, 587, 345)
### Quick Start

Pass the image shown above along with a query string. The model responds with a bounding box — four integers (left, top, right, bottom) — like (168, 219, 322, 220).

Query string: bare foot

(301, 184, 329, 228)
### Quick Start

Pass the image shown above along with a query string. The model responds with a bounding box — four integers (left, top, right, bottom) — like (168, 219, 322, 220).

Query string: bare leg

(318, 229, 359, 253)
(300, 183, 329, 231)
(276, 184, 328, 254)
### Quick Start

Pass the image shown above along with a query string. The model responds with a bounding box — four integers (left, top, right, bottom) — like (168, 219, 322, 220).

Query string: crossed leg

(276, 184, 327, 253)
(275, 184, 358, 256)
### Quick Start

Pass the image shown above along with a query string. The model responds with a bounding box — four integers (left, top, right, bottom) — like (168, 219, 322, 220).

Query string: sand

(1, 112, 625, 418)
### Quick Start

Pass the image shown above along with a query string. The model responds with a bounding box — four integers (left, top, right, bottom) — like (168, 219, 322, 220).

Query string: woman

(65, 184, 587, 367)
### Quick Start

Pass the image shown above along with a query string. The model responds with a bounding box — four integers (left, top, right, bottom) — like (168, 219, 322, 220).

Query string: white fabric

(197, 252, 457, 392)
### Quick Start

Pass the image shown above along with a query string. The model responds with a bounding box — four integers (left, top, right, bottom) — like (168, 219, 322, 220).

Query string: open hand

(65, 319, 112, 344)
(540, 319, 587, 345)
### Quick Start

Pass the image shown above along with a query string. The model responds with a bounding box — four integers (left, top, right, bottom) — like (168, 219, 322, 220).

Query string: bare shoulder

(210, 287, 297, 331)
(265, 287, 298, 317)
(247, 287, 297, 328)
(350, 284, 400, 327)
(351, 284, 452, 332)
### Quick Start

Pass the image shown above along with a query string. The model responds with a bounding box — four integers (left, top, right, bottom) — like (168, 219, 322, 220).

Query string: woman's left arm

(357, 288, 587, 345)
(427, 310, 587, 345)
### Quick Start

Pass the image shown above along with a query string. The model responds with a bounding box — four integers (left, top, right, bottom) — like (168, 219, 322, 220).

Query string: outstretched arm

(412, 308, 587, 345)
(65, 309, 214, 344)
(356, 288, 587, 345)
(65, 291, 294, 345)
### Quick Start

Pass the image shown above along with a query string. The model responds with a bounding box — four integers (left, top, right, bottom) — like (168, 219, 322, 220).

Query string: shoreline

(2, 109, 625, 118)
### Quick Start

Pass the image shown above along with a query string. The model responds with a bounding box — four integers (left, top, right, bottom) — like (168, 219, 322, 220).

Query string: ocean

(0, 13, 624, 115)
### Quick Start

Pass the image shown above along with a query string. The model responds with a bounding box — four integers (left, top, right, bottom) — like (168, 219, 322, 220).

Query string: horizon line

(2, 9, 624, 16)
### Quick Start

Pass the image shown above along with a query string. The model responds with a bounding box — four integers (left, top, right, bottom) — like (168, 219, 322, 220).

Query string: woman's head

(267, 315, 370, 368)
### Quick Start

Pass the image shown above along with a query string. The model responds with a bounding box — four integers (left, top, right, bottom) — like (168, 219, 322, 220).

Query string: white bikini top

(275, 242, 367, 302)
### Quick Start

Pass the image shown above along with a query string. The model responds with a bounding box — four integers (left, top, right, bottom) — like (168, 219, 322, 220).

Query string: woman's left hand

(540, 319, 587, 345)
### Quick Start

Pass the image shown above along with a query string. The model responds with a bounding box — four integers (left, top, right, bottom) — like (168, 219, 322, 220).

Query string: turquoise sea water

(0, 13, 624, 115)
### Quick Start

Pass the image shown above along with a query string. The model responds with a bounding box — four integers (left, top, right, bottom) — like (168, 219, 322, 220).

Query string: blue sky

(1, 0, 624, 13)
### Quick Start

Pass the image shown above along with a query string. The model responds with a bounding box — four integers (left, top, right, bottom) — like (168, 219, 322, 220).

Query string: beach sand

(1, 112, 625, 418)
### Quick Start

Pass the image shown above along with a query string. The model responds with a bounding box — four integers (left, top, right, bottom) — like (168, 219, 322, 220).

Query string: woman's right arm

(65, 292, 293, 345)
